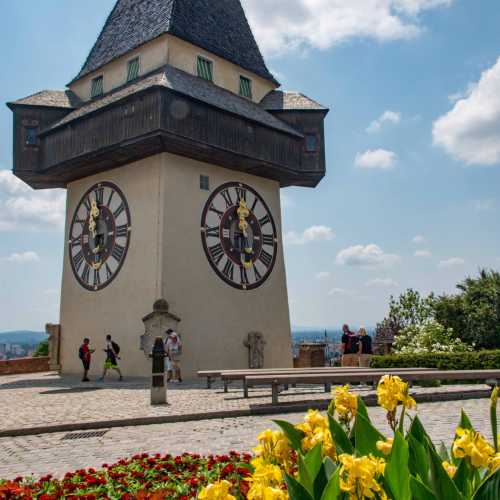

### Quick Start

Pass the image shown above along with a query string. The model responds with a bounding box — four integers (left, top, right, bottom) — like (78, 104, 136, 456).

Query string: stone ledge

(0, 387, 490, 439)
(0, 357, 50, 376)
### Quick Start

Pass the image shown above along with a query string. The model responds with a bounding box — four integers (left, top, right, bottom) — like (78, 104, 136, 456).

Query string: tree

(434, 269, 500, 349)
(386, 289, 434, 336)
(34, 340, 49, 357)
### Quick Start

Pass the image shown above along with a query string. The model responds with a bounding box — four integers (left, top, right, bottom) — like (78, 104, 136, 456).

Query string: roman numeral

(236, 187, 247, 202)
(116, 224, 129, 238)
(250, 197, 258, 213)
(105, 263, 113, 280)
(70, 238, 81, 249)
(253, 265, 262, 281)
(113, 202, 125, 219)
(205, 226, 219, 238)
(262, 234, 275, 247)
(240, 266, 249, 286)
(83, 197, 91, 212)
(222, 260, 234, 281)
(111, 244, 125, 262)
(73, 251, 84, 271)
(81, 264, 91, 284)
(94, 187, 104, 205)
(220, 189, 233, 208)
(106, 190, 115, 207)
(209, 243, 224, 266)
(209, 205, 224, 218)
(260, 250, 273, 268)
(93, 268, 101, 288)
(258, 215, 271, 227)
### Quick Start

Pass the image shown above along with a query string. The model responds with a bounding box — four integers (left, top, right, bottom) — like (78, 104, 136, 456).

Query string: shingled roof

(260, 91, 328, 112)
(50, 65, 301, 138)
(7, 90, 82, 109)
(71, 0, 277, 85)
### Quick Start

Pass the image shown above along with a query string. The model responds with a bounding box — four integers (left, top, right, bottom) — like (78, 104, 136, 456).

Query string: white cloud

(285, 225, 335, 245)
(366, 110, 402, 133)
(354, 149, 397, 170)
(242, 0, 453, 56)
(365, 278, 399, 288)
(336, 244, 400, 268)
(438, 257, 465, 269)
(0, 170, 66, 231)
(473, 199, 495, 212)
(2, 251, 40, 263)
(412, 235, 426, 244)
(433, 56, 500, 166)
(315, 271, 331, 280)
(414, 250, 432, 258)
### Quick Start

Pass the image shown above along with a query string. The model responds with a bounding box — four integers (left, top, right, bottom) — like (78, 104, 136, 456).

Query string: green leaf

(323, 457, 337, 480)
(410, 477, 437, 500)
(328, 415, 354, 455)
(438, 442, 451, 462)
(385, 431, 411, 500)
(274, 420, 304, 453)
(426, 437, 464, 500)
(472, 470, 500, 500)
(285, 473, 314, 500)
(320, 468, 341, 500)
(313, 464, 329, 500)
(453, 458, 473, 498)
(409, 415, 436, 452)
(298, 454, 314, 497)
(408, 435, 431, 487)
(459, 410, 474, 432)
(356, 395, 370, 422)
(304, 444, 324, 484)
(353, 412, 385, 457)
(490, 388, 498, 453)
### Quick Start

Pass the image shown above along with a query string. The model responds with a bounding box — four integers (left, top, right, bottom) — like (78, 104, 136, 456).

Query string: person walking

(165, 330, 183, 383)
(341, 324, 359, 367)
(358, 327, 373, 367)
(99, 334, 123, 381)
(78, 338, 95, 382)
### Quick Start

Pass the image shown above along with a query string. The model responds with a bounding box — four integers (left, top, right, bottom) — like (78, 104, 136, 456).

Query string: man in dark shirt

(341, 324, 359, 367)
(358, 327, 373, 367)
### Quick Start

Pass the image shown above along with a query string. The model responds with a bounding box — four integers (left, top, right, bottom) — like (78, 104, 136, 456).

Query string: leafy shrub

(33, 340, 49, 357)
(370, 350, 500, 370)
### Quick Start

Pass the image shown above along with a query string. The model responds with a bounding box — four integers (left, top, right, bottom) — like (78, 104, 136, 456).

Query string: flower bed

(1, 378, 499, 499)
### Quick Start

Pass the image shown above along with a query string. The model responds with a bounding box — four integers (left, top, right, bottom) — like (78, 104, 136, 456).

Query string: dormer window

(127, 57, 140, 82)
(239, 76, 252, 99)
(197, 56, 213, 82)
(90, 76, 104, 98)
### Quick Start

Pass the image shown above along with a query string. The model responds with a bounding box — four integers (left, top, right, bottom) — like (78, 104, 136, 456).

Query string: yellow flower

(442, 461, 457, 478)
(453, 428, 495, 468)
(296, 409, 336, 459)
(246, 463, 285, 500)
(339, 454, 387, 500)
(377, 375, 416, 412)
(332, 385, 358, 423)
(376, 437, 394, 456)
(198, 480, 236, 500)
(253, 429, 291, 467)
(489, 453, 500, 472)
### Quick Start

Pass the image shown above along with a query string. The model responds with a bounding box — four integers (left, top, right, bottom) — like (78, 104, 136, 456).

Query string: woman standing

(358, 327, 373, 367)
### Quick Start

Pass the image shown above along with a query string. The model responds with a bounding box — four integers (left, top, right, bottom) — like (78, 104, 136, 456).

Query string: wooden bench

(245, 369, 500, 404)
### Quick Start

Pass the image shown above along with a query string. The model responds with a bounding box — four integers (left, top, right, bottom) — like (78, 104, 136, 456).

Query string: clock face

(68, 182, 132, 291)
(201, 182, 278, 290)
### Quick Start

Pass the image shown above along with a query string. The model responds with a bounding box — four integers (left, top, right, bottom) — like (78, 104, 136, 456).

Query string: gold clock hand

(237, 199, 253, 269)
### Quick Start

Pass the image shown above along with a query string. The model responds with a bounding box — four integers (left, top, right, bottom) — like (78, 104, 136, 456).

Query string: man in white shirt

(165, 329, 183, 383)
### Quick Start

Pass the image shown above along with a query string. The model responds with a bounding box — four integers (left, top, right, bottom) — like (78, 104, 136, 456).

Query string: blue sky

(1, 0, 499, 331)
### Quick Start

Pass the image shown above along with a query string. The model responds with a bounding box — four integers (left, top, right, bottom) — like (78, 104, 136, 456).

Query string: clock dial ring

(68, 181, 132, 292)
(201, 181, 278, 291)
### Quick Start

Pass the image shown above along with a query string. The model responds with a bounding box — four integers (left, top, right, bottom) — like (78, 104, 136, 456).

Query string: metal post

(271, 381, 279, 405)
(150, 337, 167, 405)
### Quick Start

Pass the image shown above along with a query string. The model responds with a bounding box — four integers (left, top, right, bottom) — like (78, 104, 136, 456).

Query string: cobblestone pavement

(0, 372, 492, 434)
(0, 398, 493, 480)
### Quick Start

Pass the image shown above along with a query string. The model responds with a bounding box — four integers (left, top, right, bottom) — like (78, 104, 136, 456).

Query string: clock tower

(7, 0, 329, 377)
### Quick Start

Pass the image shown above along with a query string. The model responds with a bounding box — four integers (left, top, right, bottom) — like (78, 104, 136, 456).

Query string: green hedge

(370, 350, 500, 370)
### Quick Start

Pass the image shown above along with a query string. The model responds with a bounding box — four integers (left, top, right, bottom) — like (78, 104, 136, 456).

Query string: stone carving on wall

(140, 299, 181, 357)
(244, 332, 266, 369)
(45, 323, 61, 371)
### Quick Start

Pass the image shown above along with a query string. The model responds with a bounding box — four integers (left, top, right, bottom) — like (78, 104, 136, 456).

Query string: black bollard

(150, 337, 167, 405)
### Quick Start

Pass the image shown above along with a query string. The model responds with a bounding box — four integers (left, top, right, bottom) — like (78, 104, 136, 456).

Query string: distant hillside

(0, 331, 48, 345)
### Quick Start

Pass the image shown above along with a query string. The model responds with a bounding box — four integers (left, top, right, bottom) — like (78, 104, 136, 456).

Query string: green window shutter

(239, 76, 252, 98)
(197, 57, 213, 82)
(127, 58, 140, 82)
(90, 76, 103, 98)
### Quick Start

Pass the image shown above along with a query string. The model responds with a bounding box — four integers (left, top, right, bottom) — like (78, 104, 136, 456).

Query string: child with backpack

(99, 334, 123, 381)
(78, 338, 95, 382)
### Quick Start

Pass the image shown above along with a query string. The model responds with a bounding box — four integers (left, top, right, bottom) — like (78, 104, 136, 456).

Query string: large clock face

(68, 182, 132, 291)
(201, 182, 278, 290)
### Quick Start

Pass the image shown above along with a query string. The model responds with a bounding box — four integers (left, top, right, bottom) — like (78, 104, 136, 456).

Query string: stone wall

(0, 357, 50, 376)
